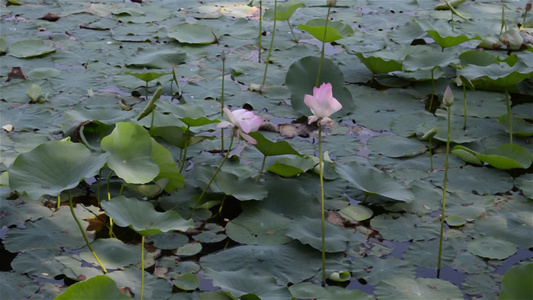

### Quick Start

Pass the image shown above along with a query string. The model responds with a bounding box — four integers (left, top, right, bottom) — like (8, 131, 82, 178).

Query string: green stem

(145, 82, 148, 101)
(140, 235, 145, 300)
(316, 7, 332, 87)
(256, 155, 267, 181)
(287, 20, 298, 42)
(221, 56, 226, 151)
(262, 0, 278, 87)
(172, 67, 181, 97)
(428, 69, 435, 112)
(429, 138, 434, 172)
(180, 127, 191, 173)
(106, 171, 116, 238)
(258, 0, 263, 63)
(57, 195, 61, 210)
(437, 106, 452, 278)
(68, 190, 107, 273)
(463, 84, 467, 130)
(150, 110, 155, 129)
(217, 195, 227, 215)
(318, 125, 326, 286)
(97, 169, 102, 206)
(188, 133, 235, 219)
(505, 88, 513, 145)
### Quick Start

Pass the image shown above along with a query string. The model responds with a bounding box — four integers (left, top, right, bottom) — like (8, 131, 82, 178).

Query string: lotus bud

(327, 0, 337, 7)
(221, 50, 226, 61)
(421, 128, 438, 140)
(526, 1, 532, 12)
(443, 86, 454, 107)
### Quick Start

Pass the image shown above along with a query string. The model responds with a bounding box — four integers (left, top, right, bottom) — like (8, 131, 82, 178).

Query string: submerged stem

(429, 138, 434, 171)
(428, 69, 435, 112)
(262, 0, 278, 86)
(316, 7, 332, 87)
(188, 133, 235, 219)
(221, 55, 226, 151)
(140, 235, 145, 300)
(258, 0, 263, 63)
(318, 125, 326, 286)
(505, 88, 513, 144)
(437, 106, 452, 278)
(69, 190, 107, 274)
(256, 155, 267, 182)
(463, 84, 467, 130)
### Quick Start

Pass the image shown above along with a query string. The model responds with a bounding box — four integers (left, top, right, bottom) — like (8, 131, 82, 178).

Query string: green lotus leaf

(351, 256, 416, 285)
(248, 132, 301, 157)
(168, 23, 217, 44)
(286, 56, 354, 117)
(101, 196, 193, 236)
(416, 19, 480, 48)
(126, 48, 186, 68)
(137, 87, 163, 121)
(458, 50, 499, 67)
(451, 145, 483, 165)
(101, 122, 159, 184)
(203, 268, 292, 300)
(375, 277, 463, 299)
(124, 71, 170, 83)
(370, 213, 439, 242)
(145, 231, 189, 250)
(0, 271, 39, 300)
(467, 236, 517, 260)
(367, 135, 427, 158)
(338, 205, 373, 221)
(106, 266, 172, 300)
(477, 144, 533, 170)
(403, 48, 458, 71)
(267, 156, 315, 177)
(173, 273, 199, 291)
(298, 19, 354, 43)
(9, 140, 107, 200)
(79, 238, 141, 269)
(497, 114, 533, 137)
(499, 263, 533, 300)
(318, 286, 372, 300)
(8, 40, 55, 58)
(56, 275, 129, 300)
(355, 52, 403, 75)
(446, 215, 466, 227)
(335, 163, 415, 202)
(151, 138, 185, 192)
(285, 216, 351, 252)
(263, 2, 304, 21)
(200, 242, 321, 285)
(458, 62, 532, 88)
(289, 282, 326, 299)
(176, 241, 202, 256)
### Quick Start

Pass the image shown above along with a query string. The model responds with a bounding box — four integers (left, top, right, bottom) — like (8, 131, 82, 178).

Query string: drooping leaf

(403, 48, 458, 71)
(9, 140, 107, 200)
(124, 71, 170, 83)
(137, 87, 163, 121)
(263, 2, 304, 21)
(355, 52, 403, 75)
(151, 139, 185, 192)
(126, 48, 186, 68)
(101, 196, 193, 236)
(497, 114, 533, 137)
(298, 19, 354, 43)
(267, 156, 316, 177)
(478, 144, 533, 170)
(248, 132, 301, 157)
(451, 145, 483, 165)
(101, 122, 159, 184)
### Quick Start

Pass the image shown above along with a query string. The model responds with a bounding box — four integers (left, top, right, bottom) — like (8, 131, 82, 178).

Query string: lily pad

(168, 23, 217, 44)
(263, 2, 304, 21)
(375, 277, 463, 299)
(126, 48, 186, 69)
(298, 19, 354, 43)
(285, 216, 351, 252)
(101, 196, 193, 236)
(338, 205, 373, 222)
(8, 40, 55, 58)
(467, 236, 517, 260)
(267, 156, 315, 177)
(477, 144, 533, 170)
(79, 238, 141, 269)
(9, 140, 107, 200)
(56, 275, 129, 300)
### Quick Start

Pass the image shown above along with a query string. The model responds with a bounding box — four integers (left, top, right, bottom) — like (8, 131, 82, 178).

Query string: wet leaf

(168, 23, 218, 44)
(8, 40, 55, 58)
(298, 19, 354, 43)
(375, 277, 463, 299)
(499, 263, 533, 300)
(467, 236, 517, 260)
(56, 275, 129, 300)
(263, 2, 304, 21)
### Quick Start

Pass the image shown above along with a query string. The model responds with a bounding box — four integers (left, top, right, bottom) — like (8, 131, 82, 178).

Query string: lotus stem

(140, 235, 145, 300)
(262, 0, 278, 87)
(97, 169, 102, 206)
(106, 171, 116, 238)
(221, 53, 226, 151)
(189, 133, 235, 219)
(318, 125, 326, 286)
(505, 88, 513, 144)
(316, 6, 332, 86)
(287, 20, 298, 42)
(258, 0, 263, 63)
(428, 69, 435, 112)
(69, 190, 107, 274)
(179, 126, 191, 173)
(256, 155, 267, 181)
(429, 137, 434, 171)
(463, 84, 467, 130)
(171, 67, 181, 98)
(57, 195, 60, 210)
(436, 105, 452, 278)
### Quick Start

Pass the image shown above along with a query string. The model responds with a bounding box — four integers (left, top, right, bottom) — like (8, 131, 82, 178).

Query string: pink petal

(216, 120, 233, 129)
(240, 132, 257, 144)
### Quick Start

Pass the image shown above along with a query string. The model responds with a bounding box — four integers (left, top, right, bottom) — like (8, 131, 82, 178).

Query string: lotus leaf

(375, 277, 463, 299)
(168, 23, 218, 44)
(126, 48, 186, 68)
(101, 196, 193, 236)
(263, 2, 304, 21)
(298, 19, 354, 43)
(467, 236, 517, 260)
(499, 263, 533, 300)
(8, 40, 55, 58)
(56, 275, 129, 300)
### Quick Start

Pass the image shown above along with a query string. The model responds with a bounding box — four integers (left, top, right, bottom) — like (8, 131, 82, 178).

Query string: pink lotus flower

(217, 107, 263, 144)
(304, 82, 342, 128)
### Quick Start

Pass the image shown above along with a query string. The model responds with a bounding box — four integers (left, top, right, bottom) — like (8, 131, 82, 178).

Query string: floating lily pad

(173, 273, 199, 291)
(126, 48, 186, 68)
(351, 256, 416, 285)
(285, 216, 351, 252)
(0, 272, 39, 300)
(467, 236, 517, 260)
(101, 196, 193, 236)
(8, 40, 55, 58)
(79, 238, 141, 269)
(367, 135, 427, 158)
(267, 156, 315, 177)
(168, 23, 217, 44)
(375, 277, 463, 299)
(338, 205, 373, 222)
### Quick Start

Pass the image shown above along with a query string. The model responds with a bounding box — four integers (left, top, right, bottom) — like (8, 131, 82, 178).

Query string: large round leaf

(79, 238, 141, 269)
(285, 216, 351, 252)
(298, 19, 354, 43)
(467, 236, 517, 260)
(375, 277, 463, 299)
(168, 23, 217, 44)
(499, 263, 533, 300)
(101, 122, 159, 184)
(125, 48, 186, 68)
(8, 40, 55, 58)
(263, 2, 304, 21)
(9, 140, 107, 200)
(56, 275, 129, 300)
(200, 242, 321, 285)
(286, 56, 354, 117)
(101, 196, 193, 236)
